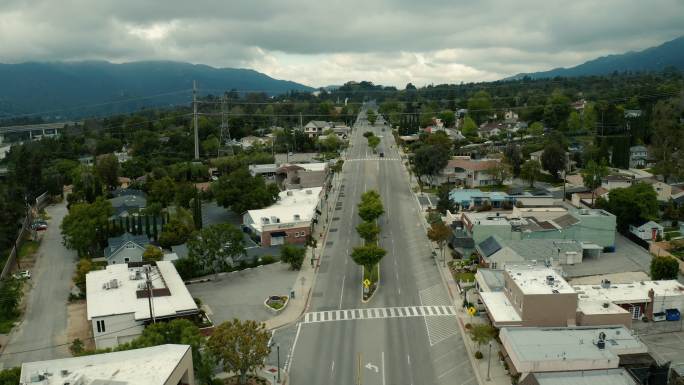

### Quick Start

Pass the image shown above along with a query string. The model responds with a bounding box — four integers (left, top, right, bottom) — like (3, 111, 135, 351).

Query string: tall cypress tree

(137, 215, 143, 235)
(145, 215, 150, 237)
(125, 216, 130, 233)
(152, 216, 158, 240)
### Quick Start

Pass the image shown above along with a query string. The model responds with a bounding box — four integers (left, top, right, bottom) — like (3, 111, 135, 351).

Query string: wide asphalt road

(0, 200, 76, 369)
(285, 106, 475, 384)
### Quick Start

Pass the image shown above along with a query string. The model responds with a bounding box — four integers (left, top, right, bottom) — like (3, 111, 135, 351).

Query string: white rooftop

(294, 162, 327, 171)
(506, 265, 575, 294)
(573, 280, 684, 304)
(501, 326, 647, 363)
(20, 344, 190, 385)
(480, 292, 522, 324)
(577, 300, 631, 316)
(86, 261, 198, 321)
(527, 368, 638, 385)
(245, 187, 322, 232)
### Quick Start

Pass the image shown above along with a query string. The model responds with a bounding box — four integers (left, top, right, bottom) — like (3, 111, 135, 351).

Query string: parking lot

(187, 262, 298, 324)
(634, 320, 684, 365)
(564, 233, 653, 278)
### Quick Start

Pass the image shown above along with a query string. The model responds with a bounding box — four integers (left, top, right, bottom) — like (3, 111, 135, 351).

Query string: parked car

(13, 270, 31, 279)
(31, 221, 48, 231)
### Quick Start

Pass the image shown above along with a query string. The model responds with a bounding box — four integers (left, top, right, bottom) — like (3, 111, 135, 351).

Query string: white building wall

(108, 245, 145, 264)
(92, 313, 145, 349)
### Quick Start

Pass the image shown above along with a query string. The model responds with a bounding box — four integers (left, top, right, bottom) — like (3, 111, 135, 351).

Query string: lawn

(18, 240, 39, 259)
(453, 271, 475, 283)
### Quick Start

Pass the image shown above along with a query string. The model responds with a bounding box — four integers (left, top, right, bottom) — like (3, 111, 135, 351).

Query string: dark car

(379, 152, 385, 157)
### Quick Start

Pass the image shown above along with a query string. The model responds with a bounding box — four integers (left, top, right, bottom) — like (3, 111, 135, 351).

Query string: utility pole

(219, 94, 233, 156)
(486, 341, 492, 381)
(145, 266, 156, 324)
(193, 81, 199, 160)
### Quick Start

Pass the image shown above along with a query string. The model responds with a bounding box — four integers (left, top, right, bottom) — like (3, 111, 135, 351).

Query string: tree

(603, 183, 658, 231)
(503, 143, 523, 177)
(280, 244, 306, 270)
(543, 89, 571, 130)
(213, 168, 280, 215)
(0, 278, 22, 327)
(142, 245, 163, 262)
(651, 256, 679, 280)
(148, 176, 176, 208)
(207, 319, 271, 385)
(61, 197, 114, 257)
(202, 135, 220, 157)
(175, 183, 196, 209)
(72, 258, 94, 293)
(187, 223, 245, 279)
(567, 111, 582, 132)
(581, 160, 609, 207)
(95, 154, 119, 190)
(367, 109, 377, 125)
(321, 134, 342, 153)
(528, 121, 544, 136)
(0, 367, 20, 385)
(356, 221, 380, 244)
(427, 221, 451, 266)
(413, 144, 450, 186)
(651, 96, 684, 182)
(485, 161, 511, 186)
(438, 110, 455, 128)
(468, 324, 496, 353)
(467, 91, 492, 124)
(350, 244, 387, 272)
(541, 141, 567, 179)
(461, 116, 478, 137)
(367, 135, 381, 152)
(436, 185, 456, 214)
(158, 209, 195, 248)
(358, 190, 384, 222)
(521, 160, 542, 187)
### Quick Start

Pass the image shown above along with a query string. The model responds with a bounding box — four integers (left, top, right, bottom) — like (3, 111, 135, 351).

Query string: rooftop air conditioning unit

(294, 214, 301, 221)
(546, 275, 555, 285)
(261, 217, 270, 224)
(306, 190, 313, 195)
(109, 279, 118, 289)
(287, 191, 294, 196)
(138, 282, 147, 290)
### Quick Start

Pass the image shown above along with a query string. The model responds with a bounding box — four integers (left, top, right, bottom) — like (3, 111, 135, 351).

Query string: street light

(277, 345, 281, 383)
(486, 341, 492, 381)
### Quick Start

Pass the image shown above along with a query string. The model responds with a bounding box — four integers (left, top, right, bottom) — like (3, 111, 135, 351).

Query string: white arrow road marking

(365, 362, 379, 372)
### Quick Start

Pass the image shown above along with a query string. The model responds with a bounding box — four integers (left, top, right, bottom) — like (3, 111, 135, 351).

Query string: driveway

(187, 262, 298, 324)
(564, 233, 653, 278)
(0, 200, 77, 368)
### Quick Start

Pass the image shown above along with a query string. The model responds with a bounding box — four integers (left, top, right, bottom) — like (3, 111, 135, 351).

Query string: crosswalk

(302, 305, 457, 324)
(346, 157, 401, 162)
(420, 284, 460, 346)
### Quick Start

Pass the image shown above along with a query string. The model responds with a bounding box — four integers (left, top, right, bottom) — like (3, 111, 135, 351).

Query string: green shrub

(260, 255, 276, 265)
(474, 351, 483, 359)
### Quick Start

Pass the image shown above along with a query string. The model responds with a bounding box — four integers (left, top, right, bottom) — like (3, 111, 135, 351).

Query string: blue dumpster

(666, 308, 680, 321)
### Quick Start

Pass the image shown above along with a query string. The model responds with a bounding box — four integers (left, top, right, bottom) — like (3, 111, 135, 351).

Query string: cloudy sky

(1, 0, 683, 87)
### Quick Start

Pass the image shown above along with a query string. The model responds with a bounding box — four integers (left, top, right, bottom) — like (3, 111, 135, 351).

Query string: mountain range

(507, 35, 684, 80)
(0, 61, 313, 121)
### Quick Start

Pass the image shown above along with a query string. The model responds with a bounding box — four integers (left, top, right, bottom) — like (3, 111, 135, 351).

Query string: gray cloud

(0, 0, 682, 86)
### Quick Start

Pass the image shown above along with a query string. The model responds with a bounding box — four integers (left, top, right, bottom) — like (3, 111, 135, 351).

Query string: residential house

(529, 150, 544, 163)
(114, 149, 131, 163)
(19, 344, 195, 385)
(571, 99, 587, 112)
(243, 187, 323, 247)
(503, 110, 519, 123)
(276, 162, 329, 189)
(629, 145, 648, 168)
(530, 149, 572, 170)
(629, 220, 664, 241)
(86, 261, 199, 349)
(109, 189, 147, 218)
(478, 122, 505, 138)
(240, 135, 268, 149)
(602, 174, 634, 190)
(304, 120, 331, 138)
(78, 155, 95, 166)
(330, 123, 351, 140)
(642, 178, 673, 202)
(104, 233, 150, 265)
(571, 187, 609, 208)
(500, 326, 647, 377)
(437, 156, 509, 187)
(248, 163, 278, 180)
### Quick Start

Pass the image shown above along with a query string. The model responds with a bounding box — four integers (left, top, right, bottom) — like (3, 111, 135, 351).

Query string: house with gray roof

(109, 189, 147, 218)
(104, 233, 150, 264)
(476, 235, 585, 269)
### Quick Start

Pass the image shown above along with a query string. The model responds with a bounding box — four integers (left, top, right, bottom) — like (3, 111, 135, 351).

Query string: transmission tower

(218, 94, 234, 156)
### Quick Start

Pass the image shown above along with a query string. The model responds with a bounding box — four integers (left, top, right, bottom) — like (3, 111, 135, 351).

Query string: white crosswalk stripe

(302, 305, 457, 324)
(419, 284, 460, 346)
(346, 157, 401, 162)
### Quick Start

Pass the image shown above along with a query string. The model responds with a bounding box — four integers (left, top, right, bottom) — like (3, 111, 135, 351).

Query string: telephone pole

(193, 81, 199, 160)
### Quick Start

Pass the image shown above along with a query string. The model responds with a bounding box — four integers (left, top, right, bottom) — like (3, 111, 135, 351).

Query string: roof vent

(294, 214, 301, 221)
(306, 189, 313, 195)
(603, 302, 610, 308)
(601, 279, 611, 289)
(287, 191, 293, 196)
(546, 275, 555, 285)
(261, 217, 270, 224)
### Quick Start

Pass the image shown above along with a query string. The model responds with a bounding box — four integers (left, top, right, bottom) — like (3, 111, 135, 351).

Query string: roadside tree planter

(264, 295, 289, 315)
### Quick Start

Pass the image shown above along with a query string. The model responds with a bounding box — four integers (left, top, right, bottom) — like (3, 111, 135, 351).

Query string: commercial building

(86, 261, 199, 349)
(276, 162, 329, 189)
(449, 189, 554, 211)
(20, 344, 195, 385)
(500, 325, 647, 377)
(459, 206, 616, 250)
(476, 264, 684, 328)
(243, 187, 323, 247)
(519, 369, 638, 385)
(476, 235, 586, 269)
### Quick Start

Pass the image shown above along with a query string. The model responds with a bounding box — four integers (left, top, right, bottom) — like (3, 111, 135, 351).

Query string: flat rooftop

(526, 368, 638, 385)
(573, 280, 684, 304)
(501, 326, 647, 363)
(245, 187, 322, 231)
(506, 265, 575, 294)
(20, 344, 190, 385)
(480, 292, 522, 323)
(86, 261, 198, 321)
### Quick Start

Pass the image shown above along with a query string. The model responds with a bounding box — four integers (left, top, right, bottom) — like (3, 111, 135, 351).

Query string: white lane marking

(339, 275, 346, 310)
(381, 351, 386, 385)
(284, 322, 302, 372)
(330, 360, 334, 377)
(301, 305, 458, 324)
